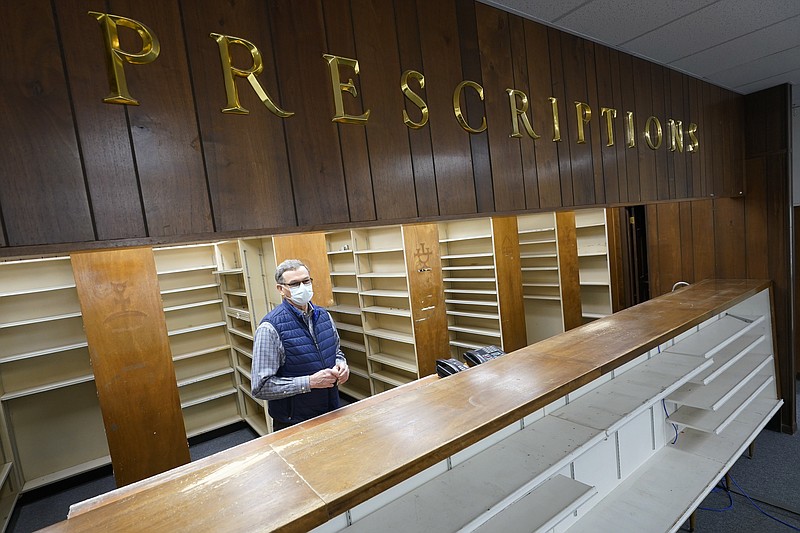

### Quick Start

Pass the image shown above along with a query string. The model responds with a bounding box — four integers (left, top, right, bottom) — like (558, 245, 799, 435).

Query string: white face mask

(288, 283, 313, 307)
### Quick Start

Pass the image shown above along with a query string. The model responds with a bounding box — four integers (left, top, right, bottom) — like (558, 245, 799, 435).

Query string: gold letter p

(88, 11, 160, 105)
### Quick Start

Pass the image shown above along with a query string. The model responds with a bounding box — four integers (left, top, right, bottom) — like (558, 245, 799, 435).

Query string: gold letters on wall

(88, 11, 700, 152)
(88, 12, 160, 105)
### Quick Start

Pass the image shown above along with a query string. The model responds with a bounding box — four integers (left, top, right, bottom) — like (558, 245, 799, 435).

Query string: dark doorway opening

(625, 205, 649, 305)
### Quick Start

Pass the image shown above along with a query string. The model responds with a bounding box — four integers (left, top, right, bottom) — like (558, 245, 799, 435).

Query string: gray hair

(275, 259, 309, 284)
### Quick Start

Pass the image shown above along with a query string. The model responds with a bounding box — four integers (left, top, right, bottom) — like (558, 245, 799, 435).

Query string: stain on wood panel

(351, 0, 418, 220)
(650, 65, 669, 201)
(655, 203, 681, 290)
(71, 248, 189, 487)
(713, 197, 746, 279)
(678, 201, 694, 282)
(561, 32, 595, 206)
(618, 52, 640, 203)
(594, 45, 619, 204)
(645, 204, 660, 295)
(584, 42, 606, 205)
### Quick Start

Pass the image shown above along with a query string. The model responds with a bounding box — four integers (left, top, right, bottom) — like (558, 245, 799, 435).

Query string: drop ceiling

(483, 0, 800, 106)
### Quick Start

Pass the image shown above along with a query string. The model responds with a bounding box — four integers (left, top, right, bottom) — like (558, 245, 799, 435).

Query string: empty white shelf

(689, 334, 766, 385)
(667, 353, 772, 410)
(339, 339, 366, 352)
(367, 352, 417, 373)
(668, 373, 774, 434)
(471, 475, 596, 533)
(361, 306, 412, 317)
(335, 322, 364, 334)
(445, 299, 498, 307)
(665, 314, 764, 359)
(448, 325, 501, 338)
(441, 252, 494, 260)
(347, 416, 605, 533)
(328, 304, 361, 315)
(364, 328, 414, 344)
(553, 352, 713, 434)
(360, 289, 409, 298)
(446, 310, 500, 320)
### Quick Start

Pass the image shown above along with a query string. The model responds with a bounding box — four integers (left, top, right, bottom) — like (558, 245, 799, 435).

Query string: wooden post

(491, 216, 527, 351)
(71, 247, 190, 486)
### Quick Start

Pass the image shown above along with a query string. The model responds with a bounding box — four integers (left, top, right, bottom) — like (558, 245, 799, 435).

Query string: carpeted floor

(681, 380, 800, 532)
(7, 388, 800, 532)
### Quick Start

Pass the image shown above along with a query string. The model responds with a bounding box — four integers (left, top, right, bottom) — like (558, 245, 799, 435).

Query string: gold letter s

(401, 70, 428, 129)
(88, 11, 160, 105)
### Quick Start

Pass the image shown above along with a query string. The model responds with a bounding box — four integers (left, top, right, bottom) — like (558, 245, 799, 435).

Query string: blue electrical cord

(661, 398, 679, 444)
(698, 479, 733, 512)
(728, 474, 800, 531)
(656, 344, 680, 445)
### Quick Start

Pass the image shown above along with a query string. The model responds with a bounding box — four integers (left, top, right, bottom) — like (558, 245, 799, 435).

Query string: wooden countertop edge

(52, 279, 771, 531)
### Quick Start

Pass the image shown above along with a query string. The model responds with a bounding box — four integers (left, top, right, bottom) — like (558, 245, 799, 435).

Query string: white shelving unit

(326, 230, 371, 400)
(516, 212, 565, 343)
(154, 244, 240, 439)
(212, 240, 272, 436)
(574, 208, 613, 322)
(0, 256, 107, 512)
(313, 287, 781, 533)
(438, 218, 503, 358)
(352, 226, 416, 394)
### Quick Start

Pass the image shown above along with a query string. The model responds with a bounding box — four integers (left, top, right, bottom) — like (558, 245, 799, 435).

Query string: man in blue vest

(252, 259, 349, 431)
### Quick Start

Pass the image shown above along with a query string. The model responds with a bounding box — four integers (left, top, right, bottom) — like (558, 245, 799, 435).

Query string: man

(252, 259, 349, 431)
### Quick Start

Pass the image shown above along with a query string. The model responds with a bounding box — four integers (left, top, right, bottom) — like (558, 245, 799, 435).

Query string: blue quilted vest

(261, 300, 340, 424)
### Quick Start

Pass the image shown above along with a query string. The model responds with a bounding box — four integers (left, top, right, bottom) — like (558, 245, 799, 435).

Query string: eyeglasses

(281, 277, 313, 288)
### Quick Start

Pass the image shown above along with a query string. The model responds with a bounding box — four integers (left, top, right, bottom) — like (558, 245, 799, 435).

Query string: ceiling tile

(707, 45, 800, 88)
(623, 0, 800, 64)
(671, 15, 800, 76)
(478, 0, 590, 23)
(555, 0, 717, 46)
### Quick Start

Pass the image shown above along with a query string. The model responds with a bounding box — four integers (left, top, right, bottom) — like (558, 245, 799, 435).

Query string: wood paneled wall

(643, 85, 794, 433)
(1, 0, 742, 255)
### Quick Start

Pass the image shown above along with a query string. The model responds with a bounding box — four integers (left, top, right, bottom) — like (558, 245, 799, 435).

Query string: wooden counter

(42, 279, 772, 532)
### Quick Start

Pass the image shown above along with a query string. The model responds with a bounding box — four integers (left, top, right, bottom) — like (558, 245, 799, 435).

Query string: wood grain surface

(70, 247, 189, 487)
(42, 279, 769, 531)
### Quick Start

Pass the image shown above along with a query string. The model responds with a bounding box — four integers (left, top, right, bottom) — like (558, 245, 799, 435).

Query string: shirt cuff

(299, 375, 311, 394)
